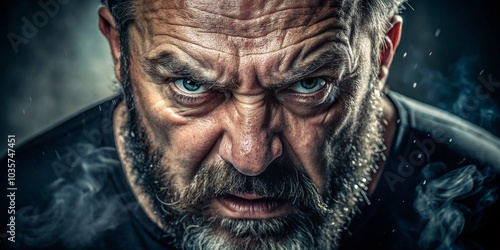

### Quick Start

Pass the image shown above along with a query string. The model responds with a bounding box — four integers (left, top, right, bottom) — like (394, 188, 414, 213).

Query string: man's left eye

(289, 77, 327, 94)
(174, 78, 210, 94)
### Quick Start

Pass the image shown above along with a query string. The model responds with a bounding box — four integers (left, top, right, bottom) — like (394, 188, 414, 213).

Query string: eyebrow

(285, 49, 347, 84)
(145, 52, 216, 86)
(145, 48, 347, 88)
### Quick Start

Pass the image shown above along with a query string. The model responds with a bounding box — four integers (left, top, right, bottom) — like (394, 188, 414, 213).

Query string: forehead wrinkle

(143, 40, 240, 87)
(135, 0, 357, 57)
(142, 30, 350, 89)
(186, 0, 345, 20)
(258, 48, 349, 88)
(190, 5, 312, 21)
(148, 24, 347, 58)
(134, 0, 360, 87)
(146, 28, 346, 62)
(185, 4, 349, 39)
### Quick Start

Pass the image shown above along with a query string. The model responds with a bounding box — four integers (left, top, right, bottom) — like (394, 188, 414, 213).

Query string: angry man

(2, 0, 499, 249)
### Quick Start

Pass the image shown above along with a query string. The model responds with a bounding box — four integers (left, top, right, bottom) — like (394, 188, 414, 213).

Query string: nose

(219, 99, 283, 176)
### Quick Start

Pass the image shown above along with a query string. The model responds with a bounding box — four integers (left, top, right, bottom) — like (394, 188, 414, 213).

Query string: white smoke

(414, 163, 498, 249)
(16, 146, 129, 249)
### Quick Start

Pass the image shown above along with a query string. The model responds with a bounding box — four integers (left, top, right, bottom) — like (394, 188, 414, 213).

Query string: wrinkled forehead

(136, 0, 356, 29)
(133, 0, 361, 54)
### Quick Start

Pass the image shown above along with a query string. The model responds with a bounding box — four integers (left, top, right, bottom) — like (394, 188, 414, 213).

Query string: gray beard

(120, 76, 384, 250)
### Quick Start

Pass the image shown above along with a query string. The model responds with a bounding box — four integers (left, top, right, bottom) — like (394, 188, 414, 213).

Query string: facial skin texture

(100, 0, 402, 249)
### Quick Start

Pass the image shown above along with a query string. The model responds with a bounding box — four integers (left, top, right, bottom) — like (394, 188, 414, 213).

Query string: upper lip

(232, 193, 266, 200)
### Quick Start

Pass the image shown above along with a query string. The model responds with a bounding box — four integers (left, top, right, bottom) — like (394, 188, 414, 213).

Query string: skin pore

(100, 0, 401, 249)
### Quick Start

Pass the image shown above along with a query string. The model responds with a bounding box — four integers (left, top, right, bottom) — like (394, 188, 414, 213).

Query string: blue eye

(174, 78, 210, 94)
(289, 78, 326, 94)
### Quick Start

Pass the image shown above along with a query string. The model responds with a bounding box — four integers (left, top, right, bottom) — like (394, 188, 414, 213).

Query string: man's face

(120, 0, 383, 248)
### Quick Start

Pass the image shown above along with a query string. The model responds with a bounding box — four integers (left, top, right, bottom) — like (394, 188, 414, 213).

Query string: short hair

(360, 0, 406, 47)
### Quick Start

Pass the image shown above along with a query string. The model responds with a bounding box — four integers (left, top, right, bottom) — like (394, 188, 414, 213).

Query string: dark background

(1, 0, 499, 154)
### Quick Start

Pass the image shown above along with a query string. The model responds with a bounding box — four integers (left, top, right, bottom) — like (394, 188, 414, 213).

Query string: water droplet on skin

(413, 82, 417, 88)
(417, 153, 422, 159)
(131, 132, 135, 137)
(428, 52, 432, 56)
(392, 229, 396, 233)
(22, 109, 26, 115)
(479, 69, 484, 75)
(423, 180, 427, 185)
(403, 52, 407, 58)
(449, 138, 453, 142)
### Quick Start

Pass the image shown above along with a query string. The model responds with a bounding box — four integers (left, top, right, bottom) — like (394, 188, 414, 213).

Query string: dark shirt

(1, 92, 499, 249)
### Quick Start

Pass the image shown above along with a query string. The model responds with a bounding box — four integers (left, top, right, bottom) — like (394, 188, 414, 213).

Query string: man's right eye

(174, 78, 210, 94)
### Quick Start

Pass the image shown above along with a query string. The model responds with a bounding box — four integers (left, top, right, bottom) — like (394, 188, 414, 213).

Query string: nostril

(229, 134, 283, 176)
(218, 133, 234, 167)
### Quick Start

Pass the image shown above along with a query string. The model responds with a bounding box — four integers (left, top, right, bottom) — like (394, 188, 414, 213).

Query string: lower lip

(215, 196, 288, 219)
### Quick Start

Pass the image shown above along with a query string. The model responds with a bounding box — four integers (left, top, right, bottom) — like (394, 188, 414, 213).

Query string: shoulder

(1, 95, 120, 217)
(388, 91, 500, 170)
(1, 95, 124, 249)
(384, 91, 500, 249)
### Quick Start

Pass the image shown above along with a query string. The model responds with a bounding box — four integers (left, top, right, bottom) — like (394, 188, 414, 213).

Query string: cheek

(129, 61, 172, 147)
(129, 61, 223, 183)
(282, 98, 350, 193)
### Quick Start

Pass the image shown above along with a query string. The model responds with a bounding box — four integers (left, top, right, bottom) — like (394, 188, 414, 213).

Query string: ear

(99, 7, 122, 83)
(378, 15, 402, 88)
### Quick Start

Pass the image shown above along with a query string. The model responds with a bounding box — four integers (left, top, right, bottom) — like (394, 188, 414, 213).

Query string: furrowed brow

(145, 52, 213, 85)
(271, 49, 347, 88)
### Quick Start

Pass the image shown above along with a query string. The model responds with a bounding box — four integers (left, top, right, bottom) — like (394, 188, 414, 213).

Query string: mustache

(162, 159, 332, 218)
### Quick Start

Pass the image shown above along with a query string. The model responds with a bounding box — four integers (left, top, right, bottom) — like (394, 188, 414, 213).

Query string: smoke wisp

(414, 163, 498, 249)
(17, 146, 128, 249)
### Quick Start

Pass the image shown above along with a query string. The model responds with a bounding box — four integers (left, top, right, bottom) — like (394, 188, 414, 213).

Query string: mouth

(214, 193, 290, 219)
